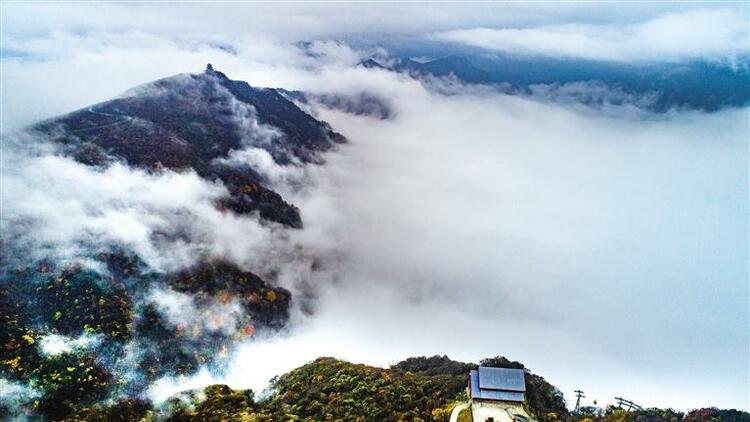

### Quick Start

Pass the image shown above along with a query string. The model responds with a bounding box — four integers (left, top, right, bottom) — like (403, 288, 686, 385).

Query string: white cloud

(3, 2, 737, 44)
(0, 133, 314, 276)
(0, 140, 223, 271)
(0, 379, 41, 421)
(38, 333, 102, 356)
(434, 9, 749, 62)
(149, 287, 245, 336)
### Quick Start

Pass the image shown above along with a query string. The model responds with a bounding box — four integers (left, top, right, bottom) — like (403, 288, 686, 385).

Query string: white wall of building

(471, 400, 529, 422)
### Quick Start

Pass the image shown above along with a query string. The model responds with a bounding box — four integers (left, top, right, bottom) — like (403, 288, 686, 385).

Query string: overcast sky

(2, 1, 748, 412)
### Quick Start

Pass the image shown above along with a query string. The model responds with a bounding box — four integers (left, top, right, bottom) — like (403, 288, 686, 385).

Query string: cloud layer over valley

(186, 73, 748, 410)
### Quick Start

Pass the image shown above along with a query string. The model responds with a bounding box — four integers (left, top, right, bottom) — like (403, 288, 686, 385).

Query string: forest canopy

(50, 356, 750, 422)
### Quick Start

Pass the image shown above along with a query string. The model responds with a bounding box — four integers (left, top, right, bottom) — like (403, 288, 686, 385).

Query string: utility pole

(574, 390, 585, 413)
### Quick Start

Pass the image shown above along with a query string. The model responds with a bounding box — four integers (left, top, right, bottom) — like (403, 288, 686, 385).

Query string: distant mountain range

(362, 54, 750, 111)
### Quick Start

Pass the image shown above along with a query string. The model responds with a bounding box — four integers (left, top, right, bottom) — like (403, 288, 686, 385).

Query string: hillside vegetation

(55, 355, 747, 422)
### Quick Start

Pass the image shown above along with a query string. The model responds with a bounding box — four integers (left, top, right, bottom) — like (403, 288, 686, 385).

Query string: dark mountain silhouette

(359, 58, 390, 70)
(32, 64, 346, 228)
(396, 55, 494, 82)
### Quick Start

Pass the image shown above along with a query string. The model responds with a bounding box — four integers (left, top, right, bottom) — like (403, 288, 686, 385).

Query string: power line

(614, 397, 643, 411)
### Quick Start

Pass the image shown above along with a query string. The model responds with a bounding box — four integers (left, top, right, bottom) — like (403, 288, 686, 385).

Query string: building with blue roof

(469, 367, 526, 403)
(455, 367, 537, 422)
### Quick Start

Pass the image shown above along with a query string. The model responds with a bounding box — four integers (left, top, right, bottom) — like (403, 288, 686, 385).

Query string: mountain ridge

(362, 53, 750, 111)
(31, 64, 345, 228)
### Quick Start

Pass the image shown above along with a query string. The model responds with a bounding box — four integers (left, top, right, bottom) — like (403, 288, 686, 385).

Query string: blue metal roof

(478, 367, 526, 392)
(469, 367, 526, 403)
(470, 370, 481, 397)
